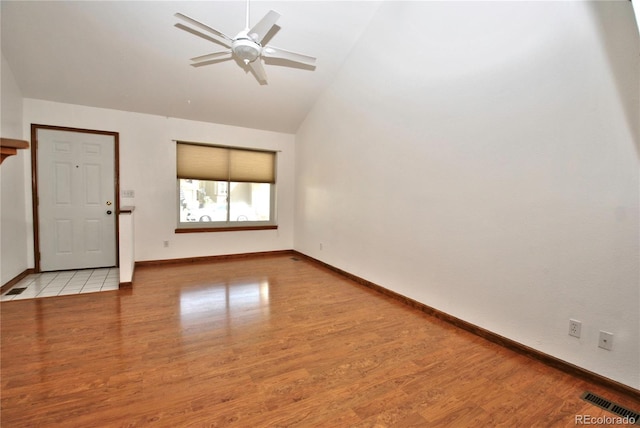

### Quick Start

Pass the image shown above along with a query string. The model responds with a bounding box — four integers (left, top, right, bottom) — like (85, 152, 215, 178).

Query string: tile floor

(1, 268, 119, 301)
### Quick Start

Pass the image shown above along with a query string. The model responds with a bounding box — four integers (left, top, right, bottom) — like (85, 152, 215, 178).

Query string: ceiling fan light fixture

(232, 39, 261, 64)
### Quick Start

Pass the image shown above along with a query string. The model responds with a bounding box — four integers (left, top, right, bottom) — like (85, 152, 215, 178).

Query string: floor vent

(581, 391, 640, 424)
(5, 288, 27, 296)
(290, 257, 300, 261)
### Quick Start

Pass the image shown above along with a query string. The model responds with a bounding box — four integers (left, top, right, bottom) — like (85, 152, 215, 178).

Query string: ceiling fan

(175, 1, 317, 84)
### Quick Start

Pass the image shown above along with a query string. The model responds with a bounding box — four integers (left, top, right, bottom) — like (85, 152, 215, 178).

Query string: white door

(37, 129, 116, 271)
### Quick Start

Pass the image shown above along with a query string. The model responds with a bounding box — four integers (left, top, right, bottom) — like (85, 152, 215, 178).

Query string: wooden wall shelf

(1, 138, 29, 164)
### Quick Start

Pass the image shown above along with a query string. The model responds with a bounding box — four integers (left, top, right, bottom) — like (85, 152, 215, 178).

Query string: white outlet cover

(569, 319, 582, 338)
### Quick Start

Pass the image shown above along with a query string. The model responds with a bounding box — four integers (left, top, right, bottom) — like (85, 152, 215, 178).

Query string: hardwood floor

(1, 254, 638, 427)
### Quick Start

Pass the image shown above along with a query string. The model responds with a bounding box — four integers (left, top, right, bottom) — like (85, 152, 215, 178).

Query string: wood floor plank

(1, 254, 638, 427)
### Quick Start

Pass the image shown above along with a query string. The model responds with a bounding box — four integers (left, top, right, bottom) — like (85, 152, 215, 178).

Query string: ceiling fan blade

(262, 46, 316, 67)
(248, 10, 280, 43)
(175, 24, 231, 49)
(191, 50, 233, 63)
(249, 59, 268, 84)
(175, 13, 233, 46)
(191, 56, 234, 68)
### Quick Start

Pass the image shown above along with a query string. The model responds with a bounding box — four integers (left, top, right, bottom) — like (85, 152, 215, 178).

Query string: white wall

(295, 2, 639, 389)
(633, 0, 640, 37)
(22, 99, 295, 264)
(1, 54, 29, 284)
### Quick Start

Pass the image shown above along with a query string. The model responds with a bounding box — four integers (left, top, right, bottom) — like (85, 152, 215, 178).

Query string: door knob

(106, 210, 113, 215)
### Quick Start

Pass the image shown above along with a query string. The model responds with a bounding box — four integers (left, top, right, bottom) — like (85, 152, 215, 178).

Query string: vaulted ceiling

(1, 1, 382, 134)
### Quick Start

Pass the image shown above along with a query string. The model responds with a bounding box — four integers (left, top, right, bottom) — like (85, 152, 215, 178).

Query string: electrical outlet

(569, 319, 582, 338)
(319, 243, 323, 250)
(598, 331, 613, 350)
(163, 240, 169, 248)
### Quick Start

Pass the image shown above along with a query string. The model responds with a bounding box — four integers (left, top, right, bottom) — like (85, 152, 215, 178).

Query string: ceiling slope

(1, 1, 381, 134)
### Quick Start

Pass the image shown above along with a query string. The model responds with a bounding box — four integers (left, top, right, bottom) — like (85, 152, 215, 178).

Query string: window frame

(175, 142, 278, 233)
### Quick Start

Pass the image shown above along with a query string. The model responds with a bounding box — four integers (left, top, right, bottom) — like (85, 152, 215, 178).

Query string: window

(176, 142, 276, 231)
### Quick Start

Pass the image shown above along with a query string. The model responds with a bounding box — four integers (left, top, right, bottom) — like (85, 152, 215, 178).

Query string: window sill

(175, 225, 278, 233)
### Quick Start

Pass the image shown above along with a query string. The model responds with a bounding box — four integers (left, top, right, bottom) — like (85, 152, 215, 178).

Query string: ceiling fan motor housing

(232, 38, 261, 64)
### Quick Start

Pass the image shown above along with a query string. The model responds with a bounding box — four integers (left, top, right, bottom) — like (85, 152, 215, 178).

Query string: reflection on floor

(1, 268, 119, 301)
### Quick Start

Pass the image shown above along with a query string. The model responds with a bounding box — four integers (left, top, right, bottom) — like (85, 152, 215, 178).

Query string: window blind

(177, 142, 275, 183)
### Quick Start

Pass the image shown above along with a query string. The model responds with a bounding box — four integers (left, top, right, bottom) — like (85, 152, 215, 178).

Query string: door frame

(31, 124, 120, 273)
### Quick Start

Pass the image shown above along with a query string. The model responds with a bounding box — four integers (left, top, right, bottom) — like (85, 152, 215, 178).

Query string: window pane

(179, 179, 228, 223)
(229, 182, 271, 222)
